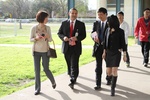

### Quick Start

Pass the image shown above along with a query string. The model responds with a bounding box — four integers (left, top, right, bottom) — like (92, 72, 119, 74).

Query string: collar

(101, 20, 107, 24)
(69, 19, 77, 23)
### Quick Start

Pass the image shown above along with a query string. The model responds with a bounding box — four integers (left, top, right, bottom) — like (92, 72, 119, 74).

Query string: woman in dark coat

(102, 15, 127, 96)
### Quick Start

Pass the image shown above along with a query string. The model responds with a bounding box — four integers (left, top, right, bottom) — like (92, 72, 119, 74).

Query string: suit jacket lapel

(67, 20, 70, 37)
(104, 22, 108, 34)
(73, 20, 78, 36)
(97, 21, 101, 35)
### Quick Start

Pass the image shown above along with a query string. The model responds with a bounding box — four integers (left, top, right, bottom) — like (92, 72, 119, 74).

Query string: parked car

(5, 18, 15, 22)
(20, 19, 30, 23)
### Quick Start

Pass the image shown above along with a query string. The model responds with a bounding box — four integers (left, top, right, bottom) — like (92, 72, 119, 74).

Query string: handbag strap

(47, 40, 56, 50)
(33, 26, 37, 53)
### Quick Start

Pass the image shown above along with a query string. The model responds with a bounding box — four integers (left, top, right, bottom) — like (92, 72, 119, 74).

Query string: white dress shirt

(70, 19, 76, 29)
(101, 20, 107, 28)
(120, 21, 130, 44)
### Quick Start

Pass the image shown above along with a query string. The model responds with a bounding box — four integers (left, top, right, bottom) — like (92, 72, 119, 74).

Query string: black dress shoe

(52, 83, 56, 89)
(94, 86, 101, 90)
(106, 81, 111, 85)
(34, 91, 40, 95)
(67, 72, 70, 75)
(111, 89, 115, 96)
(144, 63, 148, 67)
(70, 78, 76, 84)
(69, 83, 74, 89)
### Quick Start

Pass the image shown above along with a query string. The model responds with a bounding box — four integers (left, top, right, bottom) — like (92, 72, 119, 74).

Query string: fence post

(19, 19, 22, 29)
(14, 19, 17, 36)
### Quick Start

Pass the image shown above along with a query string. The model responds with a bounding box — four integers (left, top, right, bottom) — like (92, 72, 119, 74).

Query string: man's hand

(70, 37, 77, 41)
(94, 37, 99, 43)
(135, 36, 138, 39)
(64, 36, 69, 41)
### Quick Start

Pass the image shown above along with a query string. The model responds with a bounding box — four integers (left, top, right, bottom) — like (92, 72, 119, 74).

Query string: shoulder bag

(47, 40, 57, 58)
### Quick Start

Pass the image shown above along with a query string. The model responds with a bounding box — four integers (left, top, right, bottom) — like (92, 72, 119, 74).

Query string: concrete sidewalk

(0, 45, 150, 100)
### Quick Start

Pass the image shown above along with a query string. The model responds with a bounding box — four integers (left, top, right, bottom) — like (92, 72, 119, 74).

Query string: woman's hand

(102, 49, 106, 59)
(123, 52, 127, 62)
(102, 52, 106, 59)
(45, 33, 49, 38)
(123, 55, 127, 62)
(35, 33, 43, 41)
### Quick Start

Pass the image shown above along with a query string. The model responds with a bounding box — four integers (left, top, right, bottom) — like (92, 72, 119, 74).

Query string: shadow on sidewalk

(118, 66, 150, 75)
(40, 93, 57, 100)
(56, 90, 72, 100)
(75, 76, 150, 100)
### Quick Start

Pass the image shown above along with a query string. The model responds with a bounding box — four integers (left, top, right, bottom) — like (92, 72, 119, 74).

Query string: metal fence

(0, 18, 96, 23)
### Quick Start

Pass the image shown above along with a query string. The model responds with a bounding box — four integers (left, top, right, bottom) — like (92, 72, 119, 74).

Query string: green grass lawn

(0, 35, 135, 46)
(0, 22, 135, 45)
(0, 22, 94, 45)
(0, 34, 94, 45)
(0, 22, 92, 37)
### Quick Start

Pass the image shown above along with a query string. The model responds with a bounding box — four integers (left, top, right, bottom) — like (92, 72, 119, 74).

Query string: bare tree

(75, 0, 88, 17)
(32, 0, 57, 18)
(55, 0, 88, 18)
(1, 0, 89, 18)
(55, 0, 67, 17)
(2, 0, 32, 18)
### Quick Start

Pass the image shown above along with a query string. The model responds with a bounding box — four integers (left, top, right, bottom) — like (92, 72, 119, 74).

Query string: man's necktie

(69, 21, 76, 46)
(70, 21, 74, 37)
(101, 22, 104, 34)
(100, 22, 104, 41)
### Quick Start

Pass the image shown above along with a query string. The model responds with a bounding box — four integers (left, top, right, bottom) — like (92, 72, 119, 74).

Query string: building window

(107, 0, 124, 15)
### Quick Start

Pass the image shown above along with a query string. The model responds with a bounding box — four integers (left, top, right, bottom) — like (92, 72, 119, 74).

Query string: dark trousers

(64, 47, 80, 83)
(95, 45, 103, 86)
(125, 44, 130, 63)
(33, 52, 55, 92)
(140, 41, 150, 63)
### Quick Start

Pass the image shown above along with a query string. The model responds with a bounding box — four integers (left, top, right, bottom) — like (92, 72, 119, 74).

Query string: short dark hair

(108, 15, 120, 29)
(97, 7, 107, 14)
(144, 8, 150, 12)
(36, 10, 49, 23)
(117, 11, 124, 16)
(69, 8, 78, 13)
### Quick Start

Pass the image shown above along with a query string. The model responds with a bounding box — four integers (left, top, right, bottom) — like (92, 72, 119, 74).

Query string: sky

(88, 0, 97, 10)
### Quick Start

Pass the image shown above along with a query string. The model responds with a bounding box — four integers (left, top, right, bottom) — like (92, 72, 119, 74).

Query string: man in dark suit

(91, 7, 108, 90)
(57, 8, 86, 89)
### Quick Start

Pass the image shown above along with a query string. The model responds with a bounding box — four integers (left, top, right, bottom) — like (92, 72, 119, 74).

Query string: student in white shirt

(117, 11, 130, 67)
